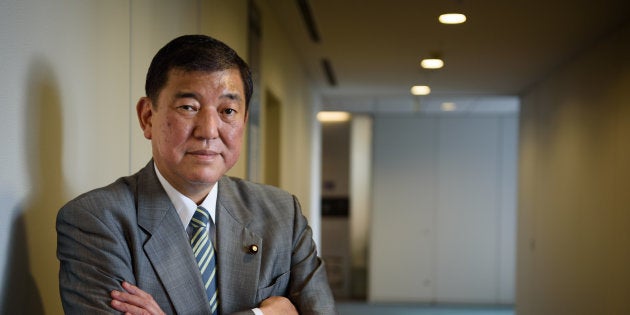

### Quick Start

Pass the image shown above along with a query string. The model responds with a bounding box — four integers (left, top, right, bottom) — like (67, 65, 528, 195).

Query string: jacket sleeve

(56, 201, 133, 314)
(287, 196, 337, 315)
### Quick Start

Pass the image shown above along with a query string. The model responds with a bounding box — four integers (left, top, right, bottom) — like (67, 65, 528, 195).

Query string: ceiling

(267, 0, 630, 112)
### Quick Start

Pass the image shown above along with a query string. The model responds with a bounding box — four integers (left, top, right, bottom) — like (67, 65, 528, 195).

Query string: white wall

(517, 21, 630, 314)
(1, 2, 133, 313)
(257, 0, 316, 216)
(369, 113, 518, 304)
(0, 1, 314, 313)
(128, 0, 204, 173)
(349, 115, 373, 298)
(319, 119, 353, 298)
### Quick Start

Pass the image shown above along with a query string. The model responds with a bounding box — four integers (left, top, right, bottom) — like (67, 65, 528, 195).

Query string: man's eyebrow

(221, 92, 243, 101)
(174, 92, 199, 99)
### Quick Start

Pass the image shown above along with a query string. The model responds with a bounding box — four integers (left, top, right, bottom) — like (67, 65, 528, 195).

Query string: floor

(336, 301, 515, 315)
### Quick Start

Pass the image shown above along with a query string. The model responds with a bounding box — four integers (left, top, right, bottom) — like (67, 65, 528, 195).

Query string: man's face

(137, 68, 247, 200)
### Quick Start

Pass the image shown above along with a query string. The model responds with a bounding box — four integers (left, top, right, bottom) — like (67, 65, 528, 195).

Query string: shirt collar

(154, 163, 218, 227)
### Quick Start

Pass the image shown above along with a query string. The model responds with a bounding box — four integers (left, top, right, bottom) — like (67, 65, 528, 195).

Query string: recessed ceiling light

(411, 85, 431, 96)
(441, 102, 457, 111)
(439, 13, 467, 24)
(421, 58, 444, 69)
(317, 111, 351, 122)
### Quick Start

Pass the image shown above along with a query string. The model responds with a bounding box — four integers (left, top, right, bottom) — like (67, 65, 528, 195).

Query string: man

(57, 34, 336, 315)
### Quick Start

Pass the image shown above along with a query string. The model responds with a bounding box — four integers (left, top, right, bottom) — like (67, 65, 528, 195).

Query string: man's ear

(137, 97, 154, 140)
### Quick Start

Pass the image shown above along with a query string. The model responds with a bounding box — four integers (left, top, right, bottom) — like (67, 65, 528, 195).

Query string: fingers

(110, 281, 165, 315)
(110, 296, 147, 315)
(120, 281, 148, 297)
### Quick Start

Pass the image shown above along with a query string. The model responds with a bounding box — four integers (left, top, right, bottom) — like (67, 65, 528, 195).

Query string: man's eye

(223, 108, 236, 115)
(179, 105, 196, 111)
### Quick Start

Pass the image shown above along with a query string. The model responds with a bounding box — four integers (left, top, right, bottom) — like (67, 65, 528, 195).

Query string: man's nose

(194, 109, 220, 140)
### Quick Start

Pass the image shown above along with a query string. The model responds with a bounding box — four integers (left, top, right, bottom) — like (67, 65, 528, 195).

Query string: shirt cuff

(252, 307, 264, 315)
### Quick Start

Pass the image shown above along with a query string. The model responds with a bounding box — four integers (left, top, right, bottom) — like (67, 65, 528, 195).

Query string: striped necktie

(190, 206, 218, 315)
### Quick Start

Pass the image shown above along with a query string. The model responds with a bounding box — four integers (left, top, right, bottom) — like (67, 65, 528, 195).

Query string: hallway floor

(336, 302, 515, 315)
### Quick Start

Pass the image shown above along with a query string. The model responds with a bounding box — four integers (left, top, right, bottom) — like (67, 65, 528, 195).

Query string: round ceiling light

(441, 102, 457, 111)
(411, 85, 431, 96)
(420, 58, 444, 69)
(439, 13, 467, 24)
(317, 111, 351, 122)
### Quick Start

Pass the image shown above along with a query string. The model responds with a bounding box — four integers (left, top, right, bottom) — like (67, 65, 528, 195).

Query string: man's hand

(259, 296, 298, 315)
(110, 281, 166, 315)
(111, 282, 297, 315)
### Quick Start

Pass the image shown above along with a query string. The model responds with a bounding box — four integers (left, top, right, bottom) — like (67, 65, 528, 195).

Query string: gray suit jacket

(57, 161, 336, 314)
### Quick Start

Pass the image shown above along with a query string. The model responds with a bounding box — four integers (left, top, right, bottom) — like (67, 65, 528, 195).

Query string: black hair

(145, 34, 253, 110)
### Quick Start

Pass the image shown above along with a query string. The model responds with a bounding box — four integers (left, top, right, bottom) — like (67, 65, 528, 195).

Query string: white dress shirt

(154, 165, 264, 315)
(154, 164, 217, 228)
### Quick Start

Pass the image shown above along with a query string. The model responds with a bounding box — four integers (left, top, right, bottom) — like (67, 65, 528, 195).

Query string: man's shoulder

(62, 177, 133, 209)
(218, 176, 298, 216)
(218, 176, 300, 231)
(219, 176, 292, 199)
(58, 168, 146, 217)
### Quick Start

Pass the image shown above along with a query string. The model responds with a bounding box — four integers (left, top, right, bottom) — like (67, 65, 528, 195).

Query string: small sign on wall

(321, 197, 349, 217)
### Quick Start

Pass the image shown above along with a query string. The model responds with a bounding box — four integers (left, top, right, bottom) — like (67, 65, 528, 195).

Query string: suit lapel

(136, 162, 211, 314)
(216, 176, 262, 314)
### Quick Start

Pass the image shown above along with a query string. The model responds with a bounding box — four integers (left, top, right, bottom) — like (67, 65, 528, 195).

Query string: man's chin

(185, 171, 223, 186)
(188, 177, 220, 186)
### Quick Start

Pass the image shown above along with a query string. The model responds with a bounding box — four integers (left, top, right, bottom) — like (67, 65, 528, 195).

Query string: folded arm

(285, 196, 336, 314)
(57, 202, 135, 314)
(111, 282, 297, 315)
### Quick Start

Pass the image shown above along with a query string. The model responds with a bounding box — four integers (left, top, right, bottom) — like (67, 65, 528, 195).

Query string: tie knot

(191, 206, 211, 228)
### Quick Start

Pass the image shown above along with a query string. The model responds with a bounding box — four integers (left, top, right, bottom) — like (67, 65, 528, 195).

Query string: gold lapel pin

(248, 244, 259, 255)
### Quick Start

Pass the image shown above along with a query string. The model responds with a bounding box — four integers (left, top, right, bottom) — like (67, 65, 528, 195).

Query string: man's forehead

(164, 68, 242, 86)
(159, 68, 244, 99)
(150, 69, 240, 106)
(168, 67, 241, 78)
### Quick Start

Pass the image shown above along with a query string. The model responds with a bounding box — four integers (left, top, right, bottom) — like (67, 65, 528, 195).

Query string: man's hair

(145, 34, 253, 110)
